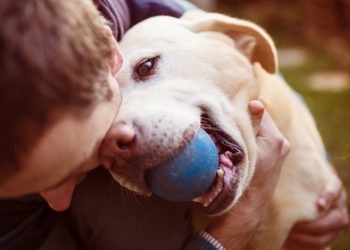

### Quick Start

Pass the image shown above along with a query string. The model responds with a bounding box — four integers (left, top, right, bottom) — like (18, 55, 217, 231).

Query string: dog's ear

(181, 11, 277, 74)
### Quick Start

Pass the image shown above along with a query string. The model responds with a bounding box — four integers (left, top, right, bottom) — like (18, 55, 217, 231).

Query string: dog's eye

(134, 56, 160, 81)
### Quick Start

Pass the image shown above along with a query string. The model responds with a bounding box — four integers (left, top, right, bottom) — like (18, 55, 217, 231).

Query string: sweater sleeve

(183, 231, 226, 250)
(95, 0, 196, 41)
(94, 0, 131, 41)
(126, 0, 196, 26)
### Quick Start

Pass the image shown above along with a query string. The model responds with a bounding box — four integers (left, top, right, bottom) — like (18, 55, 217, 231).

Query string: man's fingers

(291, 202, 349, 235)
(248, 100, 265, 135)
(285, 183, 348, 250)
(317, 173, 342, 211)
(248, 100, 290, 157)
(256, 106, 290, 157)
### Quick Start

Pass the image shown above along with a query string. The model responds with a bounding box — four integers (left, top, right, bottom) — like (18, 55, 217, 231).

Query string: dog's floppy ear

(181, 11, 278, 74)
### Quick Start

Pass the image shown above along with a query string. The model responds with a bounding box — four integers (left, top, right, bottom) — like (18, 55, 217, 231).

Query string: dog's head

(101, 11, 277, 215)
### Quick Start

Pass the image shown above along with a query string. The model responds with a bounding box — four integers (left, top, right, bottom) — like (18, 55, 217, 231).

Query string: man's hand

(205, 100, 290, 249)
(284, 173, 349, 250)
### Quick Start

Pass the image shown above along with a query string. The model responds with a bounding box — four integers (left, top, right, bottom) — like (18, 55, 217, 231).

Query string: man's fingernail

(318, 195, 330, 210)
(249, 100, 264, 114)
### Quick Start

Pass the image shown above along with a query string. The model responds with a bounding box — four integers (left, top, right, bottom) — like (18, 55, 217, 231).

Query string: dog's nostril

(116, 136, 136, 149)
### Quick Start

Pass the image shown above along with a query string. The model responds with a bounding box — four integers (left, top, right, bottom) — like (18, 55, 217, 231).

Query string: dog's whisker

(120, 184, 128, 203)
(127, 188, 137, 203)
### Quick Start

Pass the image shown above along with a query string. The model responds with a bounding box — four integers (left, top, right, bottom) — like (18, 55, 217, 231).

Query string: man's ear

(104, 25, 123, 75)
(180, 11, 278, 74)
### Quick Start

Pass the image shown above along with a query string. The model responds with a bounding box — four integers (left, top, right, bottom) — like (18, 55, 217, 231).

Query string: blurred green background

(191, 0, 350, 249)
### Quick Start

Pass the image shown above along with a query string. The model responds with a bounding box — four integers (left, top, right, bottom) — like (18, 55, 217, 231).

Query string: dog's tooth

(217, 168, 224, 177)
(212, 186, 222, 199)
(192, 196, 203, 203)
(200, 171, 225, 208)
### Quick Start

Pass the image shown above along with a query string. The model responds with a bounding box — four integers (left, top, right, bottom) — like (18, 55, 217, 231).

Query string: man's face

(0, 44, 123, 211)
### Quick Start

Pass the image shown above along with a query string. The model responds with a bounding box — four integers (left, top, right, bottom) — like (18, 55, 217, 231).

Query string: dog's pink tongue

(40, 178, 76, 211)
(219, 152, 233, 168)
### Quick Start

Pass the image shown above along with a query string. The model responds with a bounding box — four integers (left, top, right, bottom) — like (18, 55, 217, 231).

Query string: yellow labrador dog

(108, 11, 337, 250)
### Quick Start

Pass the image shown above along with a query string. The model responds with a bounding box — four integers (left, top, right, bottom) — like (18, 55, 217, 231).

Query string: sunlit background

(190, 0, 350, 249)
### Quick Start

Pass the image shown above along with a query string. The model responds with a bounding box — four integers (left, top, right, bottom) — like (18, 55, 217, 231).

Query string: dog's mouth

(108, 111, 244, 215)
(194, 112, 244, 214)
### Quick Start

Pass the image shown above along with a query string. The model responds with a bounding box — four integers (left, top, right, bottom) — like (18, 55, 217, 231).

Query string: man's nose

(100, 121, 136, 169)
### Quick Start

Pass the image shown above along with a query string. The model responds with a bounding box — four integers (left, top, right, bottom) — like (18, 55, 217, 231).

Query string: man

(0, 0, 347, 249)
(0, 1, 122, 249)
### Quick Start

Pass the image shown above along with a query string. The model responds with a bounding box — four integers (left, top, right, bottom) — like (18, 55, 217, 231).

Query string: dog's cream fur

(112, 11, 337, 250)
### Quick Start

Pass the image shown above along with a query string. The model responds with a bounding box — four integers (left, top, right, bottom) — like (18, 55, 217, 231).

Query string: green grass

(280, 48, 350, 170)
(280, 47, 350, 250)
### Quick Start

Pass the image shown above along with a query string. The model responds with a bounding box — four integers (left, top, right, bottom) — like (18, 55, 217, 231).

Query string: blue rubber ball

(146, 128, 219, 201)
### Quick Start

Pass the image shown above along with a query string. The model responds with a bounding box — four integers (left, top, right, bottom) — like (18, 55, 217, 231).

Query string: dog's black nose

(100, 121, 136, 169)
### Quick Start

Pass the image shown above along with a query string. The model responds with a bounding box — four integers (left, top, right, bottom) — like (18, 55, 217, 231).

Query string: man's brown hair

(0, 0, 115, 179)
